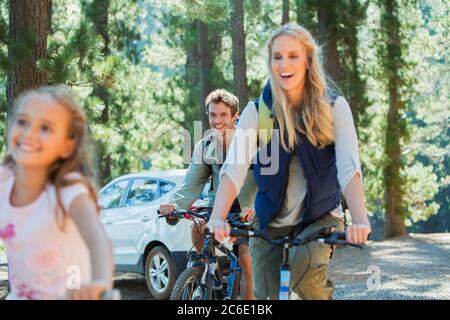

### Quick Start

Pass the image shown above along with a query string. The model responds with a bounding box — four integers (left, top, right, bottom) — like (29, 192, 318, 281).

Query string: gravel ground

(329, 233, 450, 300)
(1, 233, 449, 300)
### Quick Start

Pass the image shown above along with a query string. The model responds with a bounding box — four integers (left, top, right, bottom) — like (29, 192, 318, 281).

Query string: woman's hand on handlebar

(346, 223, 371, 244)
(206, 217, 231, 242)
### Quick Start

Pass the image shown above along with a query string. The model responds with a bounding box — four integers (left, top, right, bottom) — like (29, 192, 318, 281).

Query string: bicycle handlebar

(160, 210, 367, 249)
(207, 221, 367, 250)
(157, 209, 209, 221)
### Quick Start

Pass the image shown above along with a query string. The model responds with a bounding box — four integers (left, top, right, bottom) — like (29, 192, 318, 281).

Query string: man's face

(208, 101, 237, 135)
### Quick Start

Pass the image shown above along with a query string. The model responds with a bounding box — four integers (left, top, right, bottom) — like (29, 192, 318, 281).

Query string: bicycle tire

(170, 266, 213, 300)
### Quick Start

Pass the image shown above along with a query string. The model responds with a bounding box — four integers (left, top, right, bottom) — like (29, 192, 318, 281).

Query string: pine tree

(340, 0, 370, 131)
(282, 0, 290, 25)
(197, 19, 212, 132)
(7, 0, 51, 116)
(230, 0, 249, 108)
(83, 0, 112, 185)
(316, 0, 342, 85)
(378, 0, 410, 238)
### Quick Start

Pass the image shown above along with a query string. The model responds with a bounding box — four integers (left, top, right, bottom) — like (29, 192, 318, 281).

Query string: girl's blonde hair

(4, 85, 99, 229)
(267, 23, 335, 150)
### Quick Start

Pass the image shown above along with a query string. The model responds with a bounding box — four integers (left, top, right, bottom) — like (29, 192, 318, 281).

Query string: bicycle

(158, 208, 244, 300)
(220, 221, 367, 300)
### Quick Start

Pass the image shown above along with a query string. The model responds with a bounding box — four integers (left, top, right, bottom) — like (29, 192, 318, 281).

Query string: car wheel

(144, 246, 176, 300)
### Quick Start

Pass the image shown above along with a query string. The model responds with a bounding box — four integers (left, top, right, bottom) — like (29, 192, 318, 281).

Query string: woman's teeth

(281, 73, 294, 78)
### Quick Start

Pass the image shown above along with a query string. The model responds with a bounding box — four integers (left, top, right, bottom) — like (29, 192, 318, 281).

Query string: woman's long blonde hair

(267, 23, 335, 151)
(4, 85, 99, 229)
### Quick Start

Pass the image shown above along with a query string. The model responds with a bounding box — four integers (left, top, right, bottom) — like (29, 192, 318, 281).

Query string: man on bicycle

(159, 89, 257, 300)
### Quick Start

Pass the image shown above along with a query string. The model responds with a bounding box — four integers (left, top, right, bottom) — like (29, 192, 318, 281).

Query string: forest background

(0, 0, 448, 240)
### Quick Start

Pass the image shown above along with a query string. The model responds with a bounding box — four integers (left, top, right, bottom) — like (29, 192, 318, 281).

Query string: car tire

(144, 245, 176, 300)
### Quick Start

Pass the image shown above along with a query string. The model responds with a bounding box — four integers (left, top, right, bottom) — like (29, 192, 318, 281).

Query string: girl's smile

(9, 94, 75, 169)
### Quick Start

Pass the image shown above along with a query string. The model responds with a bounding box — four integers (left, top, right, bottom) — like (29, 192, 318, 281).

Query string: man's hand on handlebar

(346, 223, 371, 244)
(159, 203, 177, 217)
(158, 204, 181, 226)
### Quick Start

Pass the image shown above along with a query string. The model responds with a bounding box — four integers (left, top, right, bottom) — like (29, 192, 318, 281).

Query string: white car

(98, 169, 204, 300)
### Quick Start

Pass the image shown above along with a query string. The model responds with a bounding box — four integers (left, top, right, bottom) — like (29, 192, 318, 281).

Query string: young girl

(207, 23, 371, 299)
(0, 85, 114, 300)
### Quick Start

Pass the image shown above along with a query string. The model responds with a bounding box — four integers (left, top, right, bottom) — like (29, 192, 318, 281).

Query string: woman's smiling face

(270, 34, 308, 98)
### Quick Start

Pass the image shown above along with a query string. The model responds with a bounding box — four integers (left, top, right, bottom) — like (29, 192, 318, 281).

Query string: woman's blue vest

(253, 82, 341, 231)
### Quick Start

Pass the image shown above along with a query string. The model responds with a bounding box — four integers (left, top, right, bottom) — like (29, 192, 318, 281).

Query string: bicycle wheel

(170, 266, 213, 300)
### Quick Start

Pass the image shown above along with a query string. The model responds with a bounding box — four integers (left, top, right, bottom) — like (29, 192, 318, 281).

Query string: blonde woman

(207, 23, 371, 300)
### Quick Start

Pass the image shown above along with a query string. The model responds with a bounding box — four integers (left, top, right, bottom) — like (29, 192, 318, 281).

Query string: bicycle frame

(185, 229, 241, 300)
(160, 209, 245, 300)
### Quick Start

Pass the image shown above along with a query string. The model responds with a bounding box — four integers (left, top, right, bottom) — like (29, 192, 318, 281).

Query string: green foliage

(0, 0, 446, 233)
(167, 0, 230, 23)
(0, 0, 7, 157)
(38, 19, 118, 87)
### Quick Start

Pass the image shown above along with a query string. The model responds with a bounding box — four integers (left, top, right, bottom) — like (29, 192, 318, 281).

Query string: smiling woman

(207, 23, 371, 300)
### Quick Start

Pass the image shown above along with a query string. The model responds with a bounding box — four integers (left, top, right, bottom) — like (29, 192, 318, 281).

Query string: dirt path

(1, 233, 449, 300)
(329, 233, 450, 299)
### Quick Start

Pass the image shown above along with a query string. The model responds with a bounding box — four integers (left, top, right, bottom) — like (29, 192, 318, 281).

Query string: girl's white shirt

(0, 166, 91, 300)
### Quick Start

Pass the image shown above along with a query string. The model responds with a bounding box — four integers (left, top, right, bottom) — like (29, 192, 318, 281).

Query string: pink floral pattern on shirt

(0, 223, 15, 243)
(31, 245, 64, 270)
(16, 283, 43, 300)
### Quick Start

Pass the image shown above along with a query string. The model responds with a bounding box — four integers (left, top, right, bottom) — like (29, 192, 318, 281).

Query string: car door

(98, 179, 131, 247)
(113, 177, 162, 265)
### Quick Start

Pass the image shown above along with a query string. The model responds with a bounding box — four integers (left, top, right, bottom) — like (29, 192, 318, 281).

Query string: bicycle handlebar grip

(334, 232, 347, 240)
(229, 229, 250, 238)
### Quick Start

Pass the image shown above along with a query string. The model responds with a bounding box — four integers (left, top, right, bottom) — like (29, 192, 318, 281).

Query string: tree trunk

(282, 0, 290, 25)
(184, 21, 199, 130)
(88, 0, 111, 185)
(295, 0, 316, 35)
(340, 0, 369, 132)
(382, 0, 407, 238)
(230, 0, 249, 110)
(185, 22, 199, 90)
(197, 20, 212, 132)
(7, 0, 51, 117)
(316, 1, 342, 84)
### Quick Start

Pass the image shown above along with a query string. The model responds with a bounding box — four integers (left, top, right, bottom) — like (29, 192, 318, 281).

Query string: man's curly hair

(205, 89, 239, 116)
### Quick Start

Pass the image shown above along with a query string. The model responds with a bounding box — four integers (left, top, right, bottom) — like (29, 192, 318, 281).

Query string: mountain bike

(158, 208, 243, 300)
